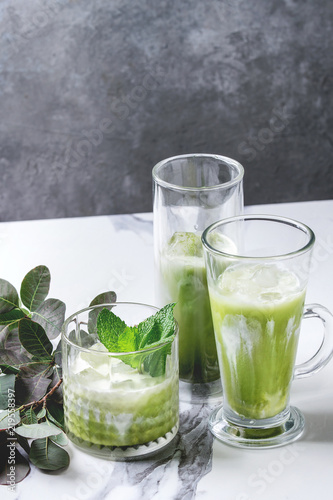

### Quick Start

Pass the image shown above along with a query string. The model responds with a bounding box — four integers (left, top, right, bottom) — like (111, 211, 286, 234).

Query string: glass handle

(294, 303, 333, 379)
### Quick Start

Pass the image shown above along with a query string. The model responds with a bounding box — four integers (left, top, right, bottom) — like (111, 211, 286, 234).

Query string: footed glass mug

(153, 154, 244, 402)
(202, 215, 333, 448)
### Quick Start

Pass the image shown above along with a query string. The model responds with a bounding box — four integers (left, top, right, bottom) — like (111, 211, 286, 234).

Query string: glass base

(68, 423, 179, 461)
(209, 405, 305, 449)
(179, 379, 222, 405)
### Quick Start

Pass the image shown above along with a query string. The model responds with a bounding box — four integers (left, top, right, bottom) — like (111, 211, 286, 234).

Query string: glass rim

(61, 301, 178, 356)
(201, 214, 315, 260)
(152, 153, 244, 192)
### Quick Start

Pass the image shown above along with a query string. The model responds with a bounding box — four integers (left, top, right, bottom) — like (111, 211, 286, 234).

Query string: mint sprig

(96, 303, 176, 377)
(97, 309, 137, 352)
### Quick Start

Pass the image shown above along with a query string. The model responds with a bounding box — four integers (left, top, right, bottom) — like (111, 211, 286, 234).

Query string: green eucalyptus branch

(0, 264, 117, 484)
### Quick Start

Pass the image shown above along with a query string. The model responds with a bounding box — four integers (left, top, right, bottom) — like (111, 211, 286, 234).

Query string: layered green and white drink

(152, 153, 244, 399)
(157, 231, 236, 384)
(62, 303, 179, 459)
(209, 263, 306, 420)
(64, 344, 178, 448)
(157, 232, 217, 383)
(202, 215, 333, 448)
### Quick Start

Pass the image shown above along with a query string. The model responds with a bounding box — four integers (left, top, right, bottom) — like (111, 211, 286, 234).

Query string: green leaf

(97, 308, 137, 352)
(21, 407, 38, 425)
(88, 291, 117, 333)
(47, 401, 64, 430)
(31, 298, 66, 340)
(50, 432, 68, 446)
(137, 303, 176, 376)
(0, 374, 16, 409)
(19, 318, 53, 359)
(137, 314, 161, 349)
(89, 291, 117, 307)
(0, 348, 52, 378)
(0, 327, 25, 370)
(15, 366, 53, 406)
(96, 304, 177, 377)
(19, 360, 53, 378)
(37, 407, 46, 420)
(143, 344, 172, 378)
(0, 326, 33, 374)
(0, 409, 20, 430)
(0, 349, 28, 374)
(0, 445, 30, 485)
(0, 279, 19, 314)
(139, 303, 176, 346)
(0, 326, 27, 354)
(0, 346, 30, 375)
(15, 421, 62, 439)
(0, 309, 25, 327)
(119, 326, 138, 352)
(20, 265, 51, 312)
(29, 438, 69, 471)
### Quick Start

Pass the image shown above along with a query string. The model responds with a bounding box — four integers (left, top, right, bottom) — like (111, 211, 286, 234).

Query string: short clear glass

(62, 302, 179, 460)
(153, 154, 244, 403)
(202, 215, 333, 448)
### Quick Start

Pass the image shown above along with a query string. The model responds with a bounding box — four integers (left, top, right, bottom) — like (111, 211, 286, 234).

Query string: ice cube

(252, 265, 279, 288)
(167, 232, 203, 257)
(88, 342, 109, 353)
(79, 343, 111, 376)
(72, 356, 91, 375)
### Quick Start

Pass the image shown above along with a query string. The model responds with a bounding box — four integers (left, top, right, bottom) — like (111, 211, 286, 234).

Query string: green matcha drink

(64, 343, 179, 448)
(158, 231, 236, 384)
(157, 232, 217, 383)
(62, 303, 179, 457)
(209, 263, 306, 420)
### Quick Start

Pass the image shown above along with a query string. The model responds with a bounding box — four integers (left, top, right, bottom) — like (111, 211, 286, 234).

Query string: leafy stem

(0, 265, 117, 484)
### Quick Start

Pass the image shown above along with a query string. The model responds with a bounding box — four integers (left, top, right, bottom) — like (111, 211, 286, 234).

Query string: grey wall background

(0, 0, 332, 222)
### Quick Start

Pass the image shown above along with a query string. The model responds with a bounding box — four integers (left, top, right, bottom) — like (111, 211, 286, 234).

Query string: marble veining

(108, 213, 153, 241)
(103, 403, 214, 500)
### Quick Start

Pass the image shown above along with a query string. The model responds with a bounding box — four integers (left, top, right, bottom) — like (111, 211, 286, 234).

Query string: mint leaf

(137, 314, 160, 348)
(117, 326, 139, 352)
(143, 344, 171, 378)
(97, 309, 137, 352)
(96, 304, 176, 377)
(138, 303, 176, 349)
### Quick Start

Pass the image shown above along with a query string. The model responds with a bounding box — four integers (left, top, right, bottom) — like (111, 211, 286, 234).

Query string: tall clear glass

(202, 215, 333, 448)
(153, 154, 244, 402)
(62, 302, 179, 460)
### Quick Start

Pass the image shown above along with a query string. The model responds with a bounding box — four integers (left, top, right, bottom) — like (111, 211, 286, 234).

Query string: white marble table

(1, 199, 333, 500)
